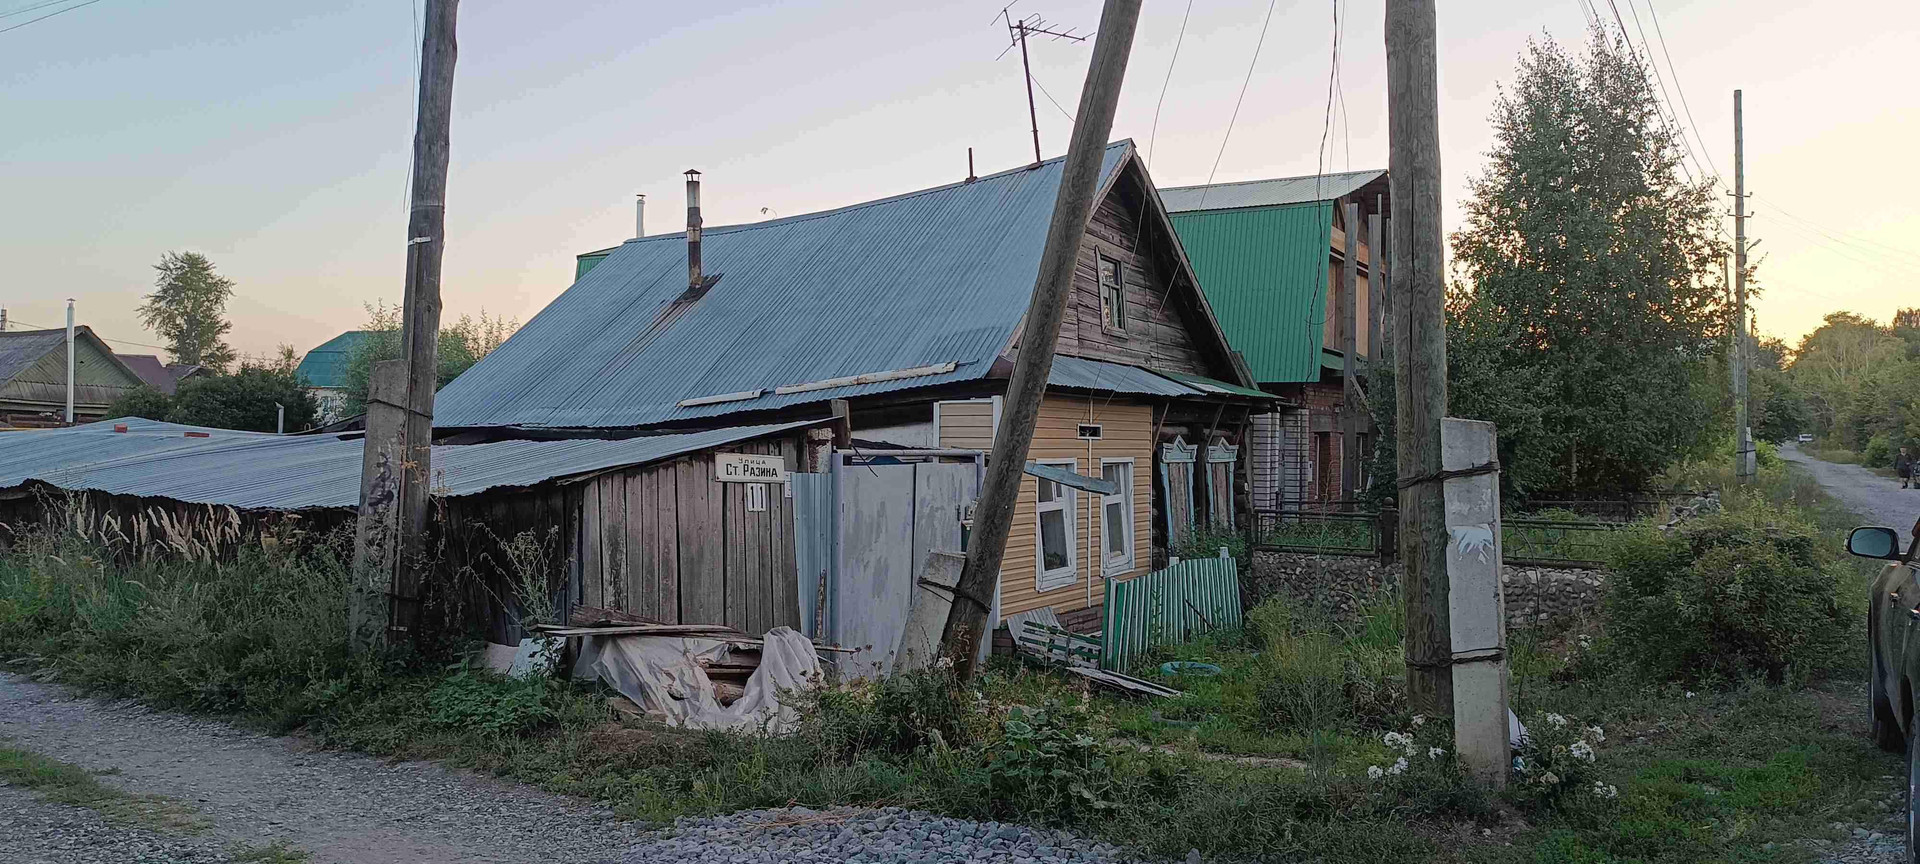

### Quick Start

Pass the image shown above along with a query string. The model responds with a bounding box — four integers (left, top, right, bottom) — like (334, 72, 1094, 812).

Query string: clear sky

(2, 0, 1911, 362)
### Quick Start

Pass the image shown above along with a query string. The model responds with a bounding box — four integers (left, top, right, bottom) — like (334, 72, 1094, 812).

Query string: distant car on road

(1798, 433, 1815, 443)
(1852, 519, 1920, 858)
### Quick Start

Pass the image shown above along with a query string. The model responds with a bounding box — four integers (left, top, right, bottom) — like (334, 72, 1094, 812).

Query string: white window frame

(1099, 457, 1136, 577)
(1034, 458, 1078, 592)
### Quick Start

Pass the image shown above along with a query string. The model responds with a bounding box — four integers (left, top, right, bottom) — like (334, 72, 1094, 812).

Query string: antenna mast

(999, 8, 1087, 165)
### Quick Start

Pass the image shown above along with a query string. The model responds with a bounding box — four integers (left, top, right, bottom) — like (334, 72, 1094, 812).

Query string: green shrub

(1250, 595, 1409, 732)
(1600, 503, 1849, 685)
(1173, 526, 1246, 563)
(802, 665, 986, 758)
(426, 670, 558, 737)
(987, 700, 1123, 824)
(1509, 711, 1614, 812)
(1863, 433, 1893, 468)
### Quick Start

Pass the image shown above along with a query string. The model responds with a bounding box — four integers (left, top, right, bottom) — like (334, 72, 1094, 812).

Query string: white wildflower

(1410, 714, 1426, 728)
(934, 656, 955, 670)
(1585, 725, 1605, 743)
(1367, 765, 1384, 780)
(1427, 746, 1446, 760)
(1540, 771, 1561, 786)
(1387, 757, 1409, 776)
(1545, 713, 1568, 727)
(1383, 731, 1413, 751)
(1570, 741, 1595, 762)
(1592, 781, 1619, 800)
(1685, 691, 1696, 699)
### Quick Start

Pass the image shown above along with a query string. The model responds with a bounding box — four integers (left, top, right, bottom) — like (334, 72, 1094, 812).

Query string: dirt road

(1781, 443, 1918, 531)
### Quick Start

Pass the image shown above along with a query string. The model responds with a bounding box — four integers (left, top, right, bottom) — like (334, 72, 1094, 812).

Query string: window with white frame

(1035, 459, 1077, 591)
(1100, 459, 1134, 575)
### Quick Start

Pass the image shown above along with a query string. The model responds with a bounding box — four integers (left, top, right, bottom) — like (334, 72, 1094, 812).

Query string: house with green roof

(1163, 169, 1388, 511)
(295, 330, 374, 423)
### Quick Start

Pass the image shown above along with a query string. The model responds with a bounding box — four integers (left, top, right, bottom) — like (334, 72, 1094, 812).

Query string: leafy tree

(339, 302, 518, 417)
(1789, 311, 1919, 460)
(106, 386, 176, 422)
(1445, 24, 1731, 493)
(137, 252, 237, 373)
(164, 360, 318, 433)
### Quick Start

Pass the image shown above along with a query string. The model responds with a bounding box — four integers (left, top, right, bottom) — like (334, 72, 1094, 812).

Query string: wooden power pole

(940, 0, 1142, 677)
(1386, 0, 1452, 716)
(1731, 89, 1752, 482)
(352, 0, 459, 649)
(1340, 200, 1361, 502)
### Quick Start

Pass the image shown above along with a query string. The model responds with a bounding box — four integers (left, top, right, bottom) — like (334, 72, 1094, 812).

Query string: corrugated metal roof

(1159, 371, 1274, 400)
(295, 331, 376, 389)
(0, 329, 71, 384)
(1160, 169, 1385, 213)
(1046, 355, 1198, 398)
(1170, 203, 1332, 384)
(434, 143, 1135, 430)
(1, 417, 817, 511)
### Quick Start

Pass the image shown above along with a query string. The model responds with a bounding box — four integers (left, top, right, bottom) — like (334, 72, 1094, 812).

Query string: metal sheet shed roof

(1160, 169, 1385, 213)
(1, 417, 817, 511)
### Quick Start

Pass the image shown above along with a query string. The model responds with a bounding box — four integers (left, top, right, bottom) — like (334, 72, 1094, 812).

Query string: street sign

(714, 452, 786, 483)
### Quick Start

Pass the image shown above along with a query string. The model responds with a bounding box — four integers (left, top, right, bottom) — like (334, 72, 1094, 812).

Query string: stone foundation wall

(1247, 551, 1604, 633)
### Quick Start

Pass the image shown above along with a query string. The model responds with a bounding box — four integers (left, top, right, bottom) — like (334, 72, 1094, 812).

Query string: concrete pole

(1443, 418, 1508, 787)
(1387, 0, 1453, 716)
(940, 0, 1143, 678)
(64, 299, 76, 425)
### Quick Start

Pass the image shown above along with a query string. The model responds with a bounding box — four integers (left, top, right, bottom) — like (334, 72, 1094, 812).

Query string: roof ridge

(613, 141, 1136, 247)
(1161, 167, 1384, 194)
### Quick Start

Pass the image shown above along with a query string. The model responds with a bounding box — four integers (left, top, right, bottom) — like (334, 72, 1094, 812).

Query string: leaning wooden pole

(939, 0, 1142, 678)
(352, 0, 458, 650)
(1386, 0, 1452, 716)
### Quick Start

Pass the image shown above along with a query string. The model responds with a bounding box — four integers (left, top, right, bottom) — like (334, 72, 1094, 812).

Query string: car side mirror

(1848, 526, 1906, 560)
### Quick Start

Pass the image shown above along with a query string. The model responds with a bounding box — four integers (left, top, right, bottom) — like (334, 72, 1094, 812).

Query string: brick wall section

(1297, 380, 1345, 504)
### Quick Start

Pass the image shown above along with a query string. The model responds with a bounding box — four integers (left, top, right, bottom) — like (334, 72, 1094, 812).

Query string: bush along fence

(1247, 501, 1634, 569)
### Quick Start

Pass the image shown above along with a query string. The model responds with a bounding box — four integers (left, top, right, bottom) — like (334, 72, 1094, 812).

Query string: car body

(1853, 522, 1920, 862)
(1798, 433, 1815, 443)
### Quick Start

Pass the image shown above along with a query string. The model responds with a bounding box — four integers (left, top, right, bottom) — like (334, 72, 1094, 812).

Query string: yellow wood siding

(944, 394, 1153, 618)
(935, 400, 996, 451)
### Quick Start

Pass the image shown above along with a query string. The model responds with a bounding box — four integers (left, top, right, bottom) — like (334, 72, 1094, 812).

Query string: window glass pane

(1040, 511, 1069, 570)
(1105, 500, 1126, 554)
(1103, 464, 1124, 484)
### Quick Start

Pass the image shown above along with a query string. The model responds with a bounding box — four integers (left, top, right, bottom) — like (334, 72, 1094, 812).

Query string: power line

(0, 0, 103, 35)
(1755, 193, 1920, 260)
(0, 0, 72, 19)
(1618, 0, 1712, 187)
(1641, 0, 1722, 186)
(1194, 0, 1278, 210)
(1145, 0, 1195, 168)
(1312, 0, 1341, 203)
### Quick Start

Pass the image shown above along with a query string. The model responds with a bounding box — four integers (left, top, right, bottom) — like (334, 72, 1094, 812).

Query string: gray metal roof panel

(1, 418, 817, 510)
(0, 330, 68, 384)
(1045, 355, 1199, 398)
(1160, 169, 1385, 213)
(434, 143, 1135, 430)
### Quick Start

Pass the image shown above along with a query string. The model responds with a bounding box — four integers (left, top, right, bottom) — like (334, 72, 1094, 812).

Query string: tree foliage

(1445, 25, 1732, 493)
(1788, 310, 1920, 463)
(137, 252, 236, 373)
(339, 302, 518, 417)
(111, 348, 319, 433)
(106, 386, 176, 422)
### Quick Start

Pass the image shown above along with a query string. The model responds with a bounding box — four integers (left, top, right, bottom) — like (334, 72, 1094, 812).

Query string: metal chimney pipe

(64, 299, 75, 424)
(634, 193, 646, 238)
(685, 170, 702, 290)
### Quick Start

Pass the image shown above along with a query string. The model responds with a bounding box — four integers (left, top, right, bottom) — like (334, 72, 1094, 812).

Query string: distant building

(0, 327, 145, 427)
(295, 330, 374, 423)
(113, 353, 208, 396)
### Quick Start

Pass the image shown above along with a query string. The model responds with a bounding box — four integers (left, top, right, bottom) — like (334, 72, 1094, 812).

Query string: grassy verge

(0, 460, 1896, 863)
(0, 744, 207, 833)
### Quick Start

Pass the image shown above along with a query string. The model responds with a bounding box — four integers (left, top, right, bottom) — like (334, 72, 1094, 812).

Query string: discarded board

(1005, 608, 1180, 699)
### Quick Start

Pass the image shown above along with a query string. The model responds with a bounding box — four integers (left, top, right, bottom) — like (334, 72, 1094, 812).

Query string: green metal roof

(295, 331, 374, 389)
(1169, 202, 1331, 384)
(1159, 370, 1274, 400)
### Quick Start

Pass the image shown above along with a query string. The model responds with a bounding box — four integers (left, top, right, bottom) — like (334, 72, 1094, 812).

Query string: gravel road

(0, 673, 1143, 864)
(1782, 443, 1919, 531)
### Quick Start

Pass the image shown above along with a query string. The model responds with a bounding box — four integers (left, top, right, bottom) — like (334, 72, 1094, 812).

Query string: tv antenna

(995, 6, 1087, 166)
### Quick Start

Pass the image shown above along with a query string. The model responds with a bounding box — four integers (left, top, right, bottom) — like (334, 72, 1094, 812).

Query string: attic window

(1099, 255, 1126, 333)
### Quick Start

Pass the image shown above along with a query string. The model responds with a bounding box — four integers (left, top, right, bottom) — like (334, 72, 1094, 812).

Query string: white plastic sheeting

(572, 627, 823, 733)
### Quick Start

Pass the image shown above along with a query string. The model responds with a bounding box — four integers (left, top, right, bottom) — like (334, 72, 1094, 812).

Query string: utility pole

(64, 299, 75, 425)
(1001, 11, 1086, 166)
(1368, 199, 1385, 366)
(943, 0, 1141, 677)
(1340, 200, 1361, 503)
(352, 0, 458, 649)
(1386, 0, 1452, 717)
(1731, 89, 1751, 482)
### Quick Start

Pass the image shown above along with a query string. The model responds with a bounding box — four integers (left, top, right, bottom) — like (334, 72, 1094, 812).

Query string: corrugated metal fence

(1100, 554, 1244, 671)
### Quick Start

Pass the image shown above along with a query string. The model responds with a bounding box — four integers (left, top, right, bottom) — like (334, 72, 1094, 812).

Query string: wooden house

(1163, 170, 1390, 512)
(436, 141, 1272, 636)
(0, 327, 145, 427)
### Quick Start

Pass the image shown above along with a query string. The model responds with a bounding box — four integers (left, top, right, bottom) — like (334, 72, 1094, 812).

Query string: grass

(0, 465, 1899, 863)
(0, 743, 207, 833)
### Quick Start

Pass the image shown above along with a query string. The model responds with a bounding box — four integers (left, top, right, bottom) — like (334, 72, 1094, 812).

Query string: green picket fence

(1100, 554, 1243, 671)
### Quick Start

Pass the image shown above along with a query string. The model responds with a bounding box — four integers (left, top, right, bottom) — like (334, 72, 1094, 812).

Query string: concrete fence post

(1442, 417, 1508, 787)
